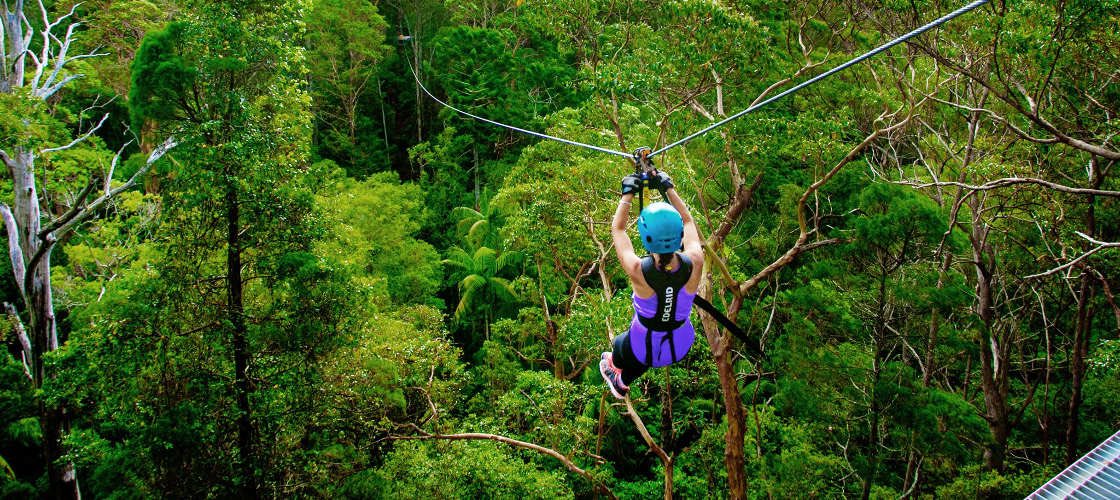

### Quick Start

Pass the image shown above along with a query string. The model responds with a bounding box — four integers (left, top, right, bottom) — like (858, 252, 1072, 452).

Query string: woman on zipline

(600, 169, 705, 399)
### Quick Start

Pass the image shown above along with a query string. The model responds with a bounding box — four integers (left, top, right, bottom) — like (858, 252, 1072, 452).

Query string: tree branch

(3, 302, 32, 381)
(38, 178, 96, 239)
(623, 396, 672, 499)
(37, 73, 87, 100)
(702, 243, 741, 301)
(103, 138, 129, 193)
(738, 105, 922, 296)
(34, 16, 78, 93)
(911, 41, 1120, 161)
(926, 95, 1059, 144)
(710, 172, 763, 245)
(1091, 269, 1120, 328)
(53, 136, 176, 238)
(390, 429, 616, 499)
(1024, 232, 1120, 279)
(0, 204, 27, 302)
(900, 177, 1120, 198)
(40, 113, 109, 153)
(597, 92, 627, 152)
(585, 204, 613, 300)
(29, 0, 79, 92)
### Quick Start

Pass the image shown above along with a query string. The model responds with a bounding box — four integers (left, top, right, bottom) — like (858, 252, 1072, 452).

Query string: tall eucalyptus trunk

(3, 3, 173, 496)
(1, 2, 76, 497)
(3, 147, 74, 498)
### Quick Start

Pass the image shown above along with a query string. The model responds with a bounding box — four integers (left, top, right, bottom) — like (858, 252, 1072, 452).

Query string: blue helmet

(637, 202, 683, 254)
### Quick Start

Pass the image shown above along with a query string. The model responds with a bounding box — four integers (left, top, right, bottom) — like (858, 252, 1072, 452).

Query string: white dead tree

(1, 1, 174, 497)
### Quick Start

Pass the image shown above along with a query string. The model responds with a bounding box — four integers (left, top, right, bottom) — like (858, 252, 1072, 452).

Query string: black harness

(636, 253, 693, 365)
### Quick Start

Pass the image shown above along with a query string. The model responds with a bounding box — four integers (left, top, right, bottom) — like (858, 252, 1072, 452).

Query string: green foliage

(493, 371, 599, 454)
(441, 191, 527, 340)
(314, 165, 442, 306)
(362, 440, 574, 499)
(305, 0, 392, 173)
(0, 357, 39, 497)
(0, 90, 55, 156)
(293, 306, 462, 496)
(428, 24, 580, 156)
(494, 109, 641, 309)
(935, 464, 1058, 499)
(848, 182, 946, 259)
(0, 85, 110, 210)
(10, 0, 1118, 497)
(1081, 339, 1120, 447)
(450, 192, 513, 250)
(128, 21, 198, 131)
(79, 0, 172, 96)
(409, 125, 478, 248)
(442, 242, 526, 356)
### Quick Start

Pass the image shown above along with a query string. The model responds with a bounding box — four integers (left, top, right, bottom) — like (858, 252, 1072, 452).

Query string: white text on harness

(661, 286, 675, 322)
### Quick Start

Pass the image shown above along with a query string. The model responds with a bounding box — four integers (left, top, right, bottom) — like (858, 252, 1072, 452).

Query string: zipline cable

(407, 0, 988, 162)
(649, 0, 990, 158)
(405, 57, 634, 159)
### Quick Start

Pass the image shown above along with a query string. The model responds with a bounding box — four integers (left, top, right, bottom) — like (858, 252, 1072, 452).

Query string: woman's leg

(612, 333, 649, 386)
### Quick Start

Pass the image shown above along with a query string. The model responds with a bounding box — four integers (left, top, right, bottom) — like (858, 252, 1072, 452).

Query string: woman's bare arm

(665, 188, 702, 257)
(664, 187, 704, 291)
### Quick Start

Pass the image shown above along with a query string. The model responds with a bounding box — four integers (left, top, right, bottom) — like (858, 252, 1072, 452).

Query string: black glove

(621, 173, 644, 195)
(648, 171, 674, 191)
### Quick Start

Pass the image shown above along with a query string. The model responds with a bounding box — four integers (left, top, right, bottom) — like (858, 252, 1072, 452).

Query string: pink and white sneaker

(599, 352, 629, 399)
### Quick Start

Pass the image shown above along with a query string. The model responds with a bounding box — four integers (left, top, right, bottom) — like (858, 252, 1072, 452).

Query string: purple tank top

(628, 267, 697, 368)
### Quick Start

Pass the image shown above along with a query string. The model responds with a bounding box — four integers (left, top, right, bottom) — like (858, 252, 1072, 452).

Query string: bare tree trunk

(31, 260, 72, 500)
(973, 231, 1009, 472)
(861, 273, 888, 500)
(1041, 316, 1053, 466)
(226, 184, 257, 499)
(4, 4, 72, 494)
(699, 296, 748, 500)
(1, 1, 27, 93)
(2, 3, 174, 497)
(925, 96, 985, 387)
(1064, 274, 1092, 465)
(717, 341, 747, 499)
(1065, 159, 1101, 465)
(5, 147, 79, 499)
(376, 77, 392, 170)
(700, 182, 754, 499)
(413, 39, 422, 144)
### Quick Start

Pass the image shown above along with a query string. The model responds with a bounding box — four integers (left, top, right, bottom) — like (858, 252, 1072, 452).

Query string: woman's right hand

(649, 171, 673, 190)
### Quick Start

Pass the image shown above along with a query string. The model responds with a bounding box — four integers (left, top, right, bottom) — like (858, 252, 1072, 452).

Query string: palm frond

(473, 246, 498, 273)
(455, 274, 488, 320)
(450, 205, 484, 222)
(459, 273, 488, 293)
(466, 219, 492, 248)
(488, 276, 519, 304)
(496, 249, 525, 274)
(0, 454, 14, 479)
